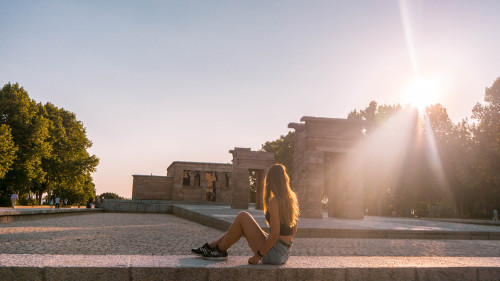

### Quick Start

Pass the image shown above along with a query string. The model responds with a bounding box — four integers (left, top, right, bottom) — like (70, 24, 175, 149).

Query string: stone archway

(288, 117, 365, 219)
(229, 147, 274, 209)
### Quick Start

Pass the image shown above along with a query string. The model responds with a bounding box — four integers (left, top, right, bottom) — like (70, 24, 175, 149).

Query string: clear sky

(1, 0, 499, 198)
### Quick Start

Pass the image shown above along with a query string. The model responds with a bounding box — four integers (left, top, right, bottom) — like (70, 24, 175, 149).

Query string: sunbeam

(423, 115, 448, 189)
(399, 0, 449, 206)
(399, 0, 422, 77)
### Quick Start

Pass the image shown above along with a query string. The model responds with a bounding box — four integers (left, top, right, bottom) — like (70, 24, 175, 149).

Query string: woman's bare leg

(208, 211, 267, 254)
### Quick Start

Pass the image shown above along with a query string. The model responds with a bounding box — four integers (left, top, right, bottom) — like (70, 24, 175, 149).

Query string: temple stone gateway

(230, 148, 274, 210)
(288, 116, 366, 219)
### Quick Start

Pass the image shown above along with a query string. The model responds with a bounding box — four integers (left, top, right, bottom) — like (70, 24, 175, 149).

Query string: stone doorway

(204, 172, 217, 201)
(324, 152, 349, 217)
(249, 169, 266, 209)
(229, 148, 274, 209)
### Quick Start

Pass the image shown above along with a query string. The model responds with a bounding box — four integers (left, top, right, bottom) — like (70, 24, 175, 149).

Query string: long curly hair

(263, 164, 299, 227)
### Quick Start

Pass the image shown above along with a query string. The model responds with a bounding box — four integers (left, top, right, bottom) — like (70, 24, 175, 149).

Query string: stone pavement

(1, 213, 500, 257)
(1, 213, 500, 280)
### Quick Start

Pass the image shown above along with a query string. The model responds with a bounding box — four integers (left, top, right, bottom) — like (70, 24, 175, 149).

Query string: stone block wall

(101, 199, 172, 213)
(132, 175, 173, 200)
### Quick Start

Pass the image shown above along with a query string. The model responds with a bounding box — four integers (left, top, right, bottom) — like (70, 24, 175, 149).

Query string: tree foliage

(0, 83, 99, 206)
(99, 192, 126, 200)
(346, 78, 500, 218)
(261, 131, 294, 175)
(0, 124, 17, 179)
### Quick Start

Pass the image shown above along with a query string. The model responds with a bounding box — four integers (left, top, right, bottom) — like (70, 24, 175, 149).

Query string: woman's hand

(248, 255, 261, 265)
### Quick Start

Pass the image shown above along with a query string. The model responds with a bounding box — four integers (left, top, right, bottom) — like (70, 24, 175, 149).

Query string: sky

(1, 0, 499, 198)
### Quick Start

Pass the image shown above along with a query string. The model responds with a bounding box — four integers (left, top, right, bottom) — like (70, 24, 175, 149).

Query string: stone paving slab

(2, 213, 500, 257)
(173, 204, 500, 240)
(1, 255, 500, 281)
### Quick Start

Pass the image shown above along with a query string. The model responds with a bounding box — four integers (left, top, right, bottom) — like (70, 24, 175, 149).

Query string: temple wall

(132, 175, 173, 200)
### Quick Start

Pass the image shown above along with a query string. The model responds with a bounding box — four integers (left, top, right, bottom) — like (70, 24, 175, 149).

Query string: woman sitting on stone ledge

(191, 164, 300, 265)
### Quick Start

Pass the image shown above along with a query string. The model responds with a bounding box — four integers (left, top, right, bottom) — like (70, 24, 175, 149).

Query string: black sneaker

(191, 243, 213, 256)
(202, 245, 228, 261)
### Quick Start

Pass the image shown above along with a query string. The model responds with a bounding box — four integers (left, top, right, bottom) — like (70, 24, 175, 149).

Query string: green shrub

(18, 196, 39, 206)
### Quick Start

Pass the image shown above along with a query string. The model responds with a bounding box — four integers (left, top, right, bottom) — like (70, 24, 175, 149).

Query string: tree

(41, 102, 99, 203)
(421, 104, 457, 217)
(348, 80, 499, 218)
(469, 77, 500, 216)
(0, 83, 99, 206)
(261, 131, 294, 175)
(0, 83, 51, 199)
(347, 101, 414, 216)
(99, 192, 126, 200)
(0, 124, 17, 179)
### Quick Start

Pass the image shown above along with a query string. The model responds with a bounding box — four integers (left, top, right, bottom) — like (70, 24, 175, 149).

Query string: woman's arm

(249, 197, 280, 264)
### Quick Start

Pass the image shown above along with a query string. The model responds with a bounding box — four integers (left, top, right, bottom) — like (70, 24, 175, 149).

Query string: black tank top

(265, 211, 294, 236)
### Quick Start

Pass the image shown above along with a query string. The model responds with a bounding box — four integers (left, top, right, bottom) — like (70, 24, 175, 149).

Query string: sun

(403, 78, 441, 112)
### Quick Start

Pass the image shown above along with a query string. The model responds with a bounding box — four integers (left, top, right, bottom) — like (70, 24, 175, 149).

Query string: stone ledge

(100, 202, 500, 240)
(0, 255, 499, 281)
(101, 200, 172, 213)
(171, 204, 231, 231)
(0, 209, 103, 224)
(295, 228, 500, 240)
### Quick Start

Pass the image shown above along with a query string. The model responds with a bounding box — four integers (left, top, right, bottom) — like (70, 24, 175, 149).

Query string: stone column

(302, 151, 325, 218)
(231, 168, 250, 209)
(345, 153, 364, 219)
(200, 171, 207, 200)
(187, 171, 197, 188)
(327, 153, 347, 218)
(255, 170, 265, 210)
(216, 172, 225, 188)
(327, 153, 364, 219)
(213, 181, 220, 201)
(173, 168, 184, 201)
(226, 173, 232, 189)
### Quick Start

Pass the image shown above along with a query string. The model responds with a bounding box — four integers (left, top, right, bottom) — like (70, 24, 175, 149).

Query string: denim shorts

(262, 239, 291, 265)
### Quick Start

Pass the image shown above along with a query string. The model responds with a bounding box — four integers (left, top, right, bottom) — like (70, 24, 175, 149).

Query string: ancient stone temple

(133, 117, 366, 217)
(288, 116, 366, 219)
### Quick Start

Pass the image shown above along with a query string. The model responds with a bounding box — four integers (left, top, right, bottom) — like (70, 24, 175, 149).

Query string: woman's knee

(236, 211, 252, 221)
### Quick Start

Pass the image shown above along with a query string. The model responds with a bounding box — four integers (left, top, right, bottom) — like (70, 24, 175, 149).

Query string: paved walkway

(1, 213, 499, 257)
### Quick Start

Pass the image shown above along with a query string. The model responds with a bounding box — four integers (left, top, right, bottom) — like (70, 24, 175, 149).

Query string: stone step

(1, 255, 499, 281)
